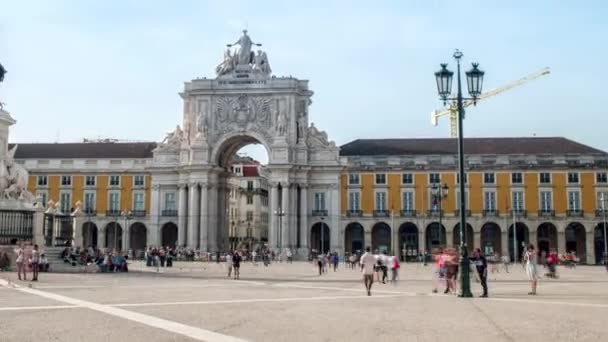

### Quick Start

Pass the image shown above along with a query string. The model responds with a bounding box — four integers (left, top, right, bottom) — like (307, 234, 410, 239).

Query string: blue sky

(1, 1, 607, 163)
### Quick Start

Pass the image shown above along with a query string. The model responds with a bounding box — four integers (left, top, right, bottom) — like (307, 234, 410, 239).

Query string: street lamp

(274, 209, 285, 254)
(431, 183, 449, 237)
(434, 49, 484, 298)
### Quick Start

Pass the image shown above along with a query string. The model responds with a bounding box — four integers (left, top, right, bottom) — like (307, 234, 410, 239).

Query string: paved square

(1, 262, 607, 342)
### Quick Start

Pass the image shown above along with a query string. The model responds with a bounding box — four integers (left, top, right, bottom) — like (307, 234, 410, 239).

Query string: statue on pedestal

(227, 30, 261, 66)
(216, 31, 271, 77)
(1, 145, 34, 202)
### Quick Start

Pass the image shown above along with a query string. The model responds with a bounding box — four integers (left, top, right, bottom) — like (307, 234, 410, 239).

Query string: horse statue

(1, 145, 33, 201)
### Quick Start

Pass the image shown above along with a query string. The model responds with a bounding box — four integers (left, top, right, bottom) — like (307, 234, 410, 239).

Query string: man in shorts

(360, 246, 376, 296)
(232, 251, 242, 280)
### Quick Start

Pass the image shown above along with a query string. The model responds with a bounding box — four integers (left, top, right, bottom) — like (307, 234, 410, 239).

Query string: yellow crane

(431, 67, 551, 137)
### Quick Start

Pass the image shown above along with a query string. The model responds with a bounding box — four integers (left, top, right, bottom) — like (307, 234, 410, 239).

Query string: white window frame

(61, 175, 72, 186)
(37, 175, 48, 187)
(108, 191, 121, 211)
(375, 190, 387, 211)
(375, 173, 386, 185)
(483, 172, 495, 185)
(597, 191, 608, 211)
(348, 173, 360, 185)
(59, 191, 71, 213)
(456, 172, 468, 184)
(511, 190, 525, 212)
(348, 190, 361, 211)
(567, 190, 581, 211)
(567, 172, 579, 184)
(402, 173, 413, 185)
(132, 191, 145, 211)
(314, 192, 326, 211)
(109, 175, 121, 187)
(429, 173, 441, 184)
(511, 172, 523, 185)
(133, 175, 145, 187)
(455, 190, 469, 210)
(164, 192, 176, 211)
(596, 172, 608, 184)
(402, 190, 414, 211)
(36, 190, 48, 207)
(246, 195, 254, 205)
(484, 191, 496, 210)
(84, 191, 96, 211)
(539, 172, 551, 184)
(539, 190, 553, 211)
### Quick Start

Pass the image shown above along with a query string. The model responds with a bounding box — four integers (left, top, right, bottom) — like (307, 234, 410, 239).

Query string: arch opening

(565, 222, 586, 262)
(480, 222, 502, 256)
(452, 223, 474, 253)
(426, 222, 446, 252)
(82, 222, 98, 248)
(105, 222, 123, 251)
(537, 222, 558, 255)
(344, 222, 364, 256)
(161, 222, 178, 249)
(372, 222, 391, 254)
(508, 223, 529, 261)
(399, 222, 418, 261)
(130, 222, 147, 258)
(311, 222, 330, 255)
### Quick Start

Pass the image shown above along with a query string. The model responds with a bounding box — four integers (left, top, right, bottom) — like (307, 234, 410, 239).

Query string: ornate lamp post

(434, 49, 484, 298)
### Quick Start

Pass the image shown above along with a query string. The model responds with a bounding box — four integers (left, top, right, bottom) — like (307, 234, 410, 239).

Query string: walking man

(232, 251, 242, 280)
(360, 246, 376, 296)
(30, 244, 40, 282)
(470, 248, 488, 297)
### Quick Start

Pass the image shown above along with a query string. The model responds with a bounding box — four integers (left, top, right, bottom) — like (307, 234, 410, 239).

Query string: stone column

(501, 229, 509, 257)
(473, 231, 481, 250)
(207, 185, 218, 252)
(33, 206, 45, 247)
(557, 228, 566, 255)
(330, 185, 341, 254)
(281, 185, 289, 251)
(529, 229, 538, 249)
(586, 230, 595, 264)
(98, 225, 106, 249)
(71, 208, 85, 247)
(187, 183, 199, 248)
(392, 219, 399, 256)
(199, 183, 209, 251)
(418, 230, 425, 254)
(177, 184, 188, 247)
(289, 184, 297, 250)
(299, 185, 309, 253)
(149, 184, 161, 247)
(122, 217, 130, 252)
(269, 183, 279, 250)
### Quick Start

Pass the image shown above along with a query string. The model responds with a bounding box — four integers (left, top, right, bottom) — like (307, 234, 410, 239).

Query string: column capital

(152, 184, 161, 190)
(178, 183, 188, 190)
(299, 184, 309, 189)
(270, 181, 280, 188)
(188, 182, 199, 188)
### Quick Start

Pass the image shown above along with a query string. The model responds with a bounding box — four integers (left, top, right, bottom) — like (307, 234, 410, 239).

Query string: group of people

(12, 243, 42, 281)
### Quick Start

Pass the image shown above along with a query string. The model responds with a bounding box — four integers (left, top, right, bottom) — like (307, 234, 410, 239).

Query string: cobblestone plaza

(1, 263, 608, 341)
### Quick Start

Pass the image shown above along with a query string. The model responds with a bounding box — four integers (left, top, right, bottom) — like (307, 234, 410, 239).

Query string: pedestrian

(332, 253, 339, 272)
(379, 253, 388, 284)
(444, 248, 458, 294)
(317, 254, 323, 275)
(524, 244, 538, 295)
(431, 248, 444, 293)
(30, 244, 40, 281)
(166, 247, 173, 267)
(470, 248, 488, 297)
(159, 247, 166, 267)
(232, 251, 242, 280)
(226, 251, 233, 278)
(501, 254, 510, 273)
(360, 246, 376, 296)
(390, 254, 400, 283)
(15, 243, 27, 281)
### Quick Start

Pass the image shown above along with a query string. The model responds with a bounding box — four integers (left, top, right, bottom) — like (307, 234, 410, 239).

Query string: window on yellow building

(348, 174, 360, 185)
(484, 191, 496, 211)
(484, 173, 495, 184)
(597, 172, 607, 184)
(568, 191, 580, 211)
(133, 192, 145, 211)
(402, 191, 414, 211)
(567, 172, 579, 184)
(109, 192, 120, 212)
(540, 191, 552, 211)
(36, 191, 47, 207)
(134, 175, 145, 187)
(456, 173, 467, 184)
(37, 176, 48, 186)
(512, 191, 524, 212)
(375, 174, 386, 185)
(539, 172, 551, 184)
(511, 172, 523, 184)
(597, 192, 608, 211)
(85, 175, 96, 187)
(109, 175, 120, 186)
(402, 173, 413, 184)
(349, 192, 360, 211)
(84, 192, 95, 212)
(60, 192, 71, 213)
(429, 173, 440, 184)
(375, 191, 387, 211)
(61, 175, 71, 186)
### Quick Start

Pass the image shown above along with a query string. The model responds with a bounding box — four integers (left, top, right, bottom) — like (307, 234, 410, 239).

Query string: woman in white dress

(524, 244, 538, 295)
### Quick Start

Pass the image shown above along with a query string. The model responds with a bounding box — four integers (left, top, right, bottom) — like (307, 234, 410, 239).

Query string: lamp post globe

(435, 63, 454, 103)
(465, 63, 485, 100)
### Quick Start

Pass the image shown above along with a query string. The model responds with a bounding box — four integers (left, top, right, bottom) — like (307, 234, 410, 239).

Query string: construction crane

(431, 67, 551, 137)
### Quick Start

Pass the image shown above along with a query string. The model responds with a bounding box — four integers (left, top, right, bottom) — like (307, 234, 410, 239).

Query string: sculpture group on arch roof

(216, 30, 271, 77)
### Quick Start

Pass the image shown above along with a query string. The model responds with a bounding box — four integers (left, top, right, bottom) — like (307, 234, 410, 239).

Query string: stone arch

(508, 222, 529, 261)
(480, 222, 501, 256)
(211, 132, 271, 168)
(398, 222, 419, 261)
(82, 222, 98, 248)
(537, 222, 558, 255)
(344, 222, 364, 255)
(129, 222, 147, 257)
(594, 223, 607, 264)
(425, 222, 446, 252)
(311, 222, 330, 254)
(161, 222, 178, 249)
(105, 222, 123, 251)
(452, 223, 474, 252)
(371, 222, 391, 254)
(565, 222, 586, 262)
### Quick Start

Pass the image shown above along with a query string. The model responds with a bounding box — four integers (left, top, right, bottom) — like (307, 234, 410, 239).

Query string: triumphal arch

(149, 30, 343, 256)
